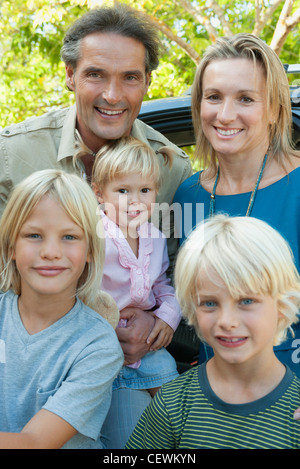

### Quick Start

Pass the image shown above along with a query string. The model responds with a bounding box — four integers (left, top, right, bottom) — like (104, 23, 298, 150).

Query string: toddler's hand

(294, 408, 300, 420)
(146, 318, 174, 351)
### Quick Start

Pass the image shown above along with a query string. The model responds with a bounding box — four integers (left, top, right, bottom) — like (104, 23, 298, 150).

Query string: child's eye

(199, 300, 217, 309)
(141, 188, 150, 193)
(204, 300, 217, 307)
(26, 233, 41, 239)
(118, 189, 128, 194)
(63, 235, 76, 240)
(240, 298, 254, 305)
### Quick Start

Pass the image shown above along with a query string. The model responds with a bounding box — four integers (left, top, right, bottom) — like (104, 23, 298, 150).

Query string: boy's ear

(91, 183, 104, 204)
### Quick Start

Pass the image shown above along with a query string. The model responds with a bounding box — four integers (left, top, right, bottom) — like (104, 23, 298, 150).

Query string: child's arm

(0, 409, 77, 449)
(149, 239, 182, 349)
(147, 317, 174, 351)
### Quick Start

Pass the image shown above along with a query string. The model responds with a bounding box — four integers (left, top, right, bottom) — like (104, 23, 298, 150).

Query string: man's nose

(102, 79, 122, 105)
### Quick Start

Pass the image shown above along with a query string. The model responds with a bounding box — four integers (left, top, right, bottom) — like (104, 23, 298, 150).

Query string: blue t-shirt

(0, 291, 123, 449)
(173, 168, 300, 371)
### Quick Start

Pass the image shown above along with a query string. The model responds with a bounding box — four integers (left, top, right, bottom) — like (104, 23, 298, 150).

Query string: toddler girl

(90, 136, 181, 387)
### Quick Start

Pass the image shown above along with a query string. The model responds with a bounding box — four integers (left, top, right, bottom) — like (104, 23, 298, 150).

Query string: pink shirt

(101, 212, 181, 332)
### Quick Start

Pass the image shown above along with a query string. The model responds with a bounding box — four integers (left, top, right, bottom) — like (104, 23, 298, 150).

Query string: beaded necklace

(209, 153, 268, 218)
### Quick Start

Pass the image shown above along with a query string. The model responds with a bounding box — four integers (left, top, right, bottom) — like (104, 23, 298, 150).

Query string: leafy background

(0, 0, 299, 128)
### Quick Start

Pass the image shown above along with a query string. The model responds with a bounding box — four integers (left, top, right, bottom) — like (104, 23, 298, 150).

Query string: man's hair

(0, 169, 105, 310)
(61, 3, 160, 74)
(175, 214, 300, 345)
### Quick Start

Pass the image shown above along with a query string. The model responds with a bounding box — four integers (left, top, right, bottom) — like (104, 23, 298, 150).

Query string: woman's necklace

(209, 153, 268, 218)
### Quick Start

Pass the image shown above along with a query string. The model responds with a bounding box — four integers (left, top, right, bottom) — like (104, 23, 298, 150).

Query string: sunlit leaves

(0, 0, 299, 128)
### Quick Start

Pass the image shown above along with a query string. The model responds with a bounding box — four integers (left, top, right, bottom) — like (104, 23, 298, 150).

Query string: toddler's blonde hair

(75, 135, 172, 191)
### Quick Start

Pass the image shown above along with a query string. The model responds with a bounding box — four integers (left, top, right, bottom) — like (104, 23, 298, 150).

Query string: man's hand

(116, 307, 156, 365)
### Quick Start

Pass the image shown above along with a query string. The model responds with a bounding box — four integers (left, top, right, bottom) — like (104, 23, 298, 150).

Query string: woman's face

(200, 58, 271, 160)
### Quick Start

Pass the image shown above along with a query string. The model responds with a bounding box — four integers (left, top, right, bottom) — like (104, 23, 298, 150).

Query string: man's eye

(88, 72, 101, 78)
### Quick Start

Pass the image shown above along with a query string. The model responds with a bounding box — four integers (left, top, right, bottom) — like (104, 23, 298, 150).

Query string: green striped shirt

(126, 363, 300, 449)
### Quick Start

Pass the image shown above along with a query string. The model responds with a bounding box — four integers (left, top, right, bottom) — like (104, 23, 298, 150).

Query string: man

(0, 4, 192, 447)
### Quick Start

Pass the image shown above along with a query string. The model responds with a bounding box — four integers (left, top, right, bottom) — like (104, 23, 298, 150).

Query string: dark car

(139, 64, 300, 150)
(138, 65, 300, 372)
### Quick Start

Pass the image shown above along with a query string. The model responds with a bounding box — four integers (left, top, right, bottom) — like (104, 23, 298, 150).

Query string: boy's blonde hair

(0, 169, 105, 310)
(75, 135, 172, 191)
(175, 215, 300, 345)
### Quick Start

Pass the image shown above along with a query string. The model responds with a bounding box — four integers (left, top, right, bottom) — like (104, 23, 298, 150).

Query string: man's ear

(144, 72, 151, 94)
(91, 183, 104, 204)
(65, 65, 76, 91)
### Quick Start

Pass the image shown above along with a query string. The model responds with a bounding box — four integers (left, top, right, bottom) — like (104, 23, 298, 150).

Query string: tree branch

(205, 0, 233, 36)
(147, 13, 201, 64)
(253, 0, 283, 36)
(175, 0, 219, 42)
(270, 0, 299, 54)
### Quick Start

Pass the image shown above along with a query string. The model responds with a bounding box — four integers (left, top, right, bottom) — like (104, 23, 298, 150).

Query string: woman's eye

(240, 96, 254, 103)
(206, 94, 220, 101)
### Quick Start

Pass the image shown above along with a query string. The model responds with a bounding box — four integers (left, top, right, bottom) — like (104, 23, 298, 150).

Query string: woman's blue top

(173, 167, 300, 372)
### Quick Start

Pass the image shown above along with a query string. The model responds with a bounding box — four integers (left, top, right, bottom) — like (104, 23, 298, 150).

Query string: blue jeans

(112, 348, 178, 390)
(100, 388, 152, 449)
(101, 348, 179, 448)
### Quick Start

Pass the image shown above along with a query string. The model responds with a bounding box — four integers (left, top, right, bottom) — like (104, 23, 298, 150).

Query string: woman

(174, 33, 300, 376)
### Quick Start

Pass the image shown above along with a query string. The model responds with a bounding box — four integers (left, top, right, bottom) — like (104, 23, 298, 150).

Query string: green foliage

(0, 0, 299, 128)
(0, 0, 86, 127)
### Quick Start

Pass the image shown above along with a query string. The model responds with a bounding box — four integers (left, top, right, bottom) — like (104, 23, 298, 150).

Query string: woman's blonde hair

(175, 215, 300, 345)
(0, 169, 105, 309)
(75, 135, 172, 191)
(192, 33, 299, 175)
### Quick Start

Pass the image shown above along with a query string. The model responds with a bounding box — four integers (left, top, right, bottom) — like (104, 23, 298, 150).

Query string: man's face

(66, 32, 151, 151)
